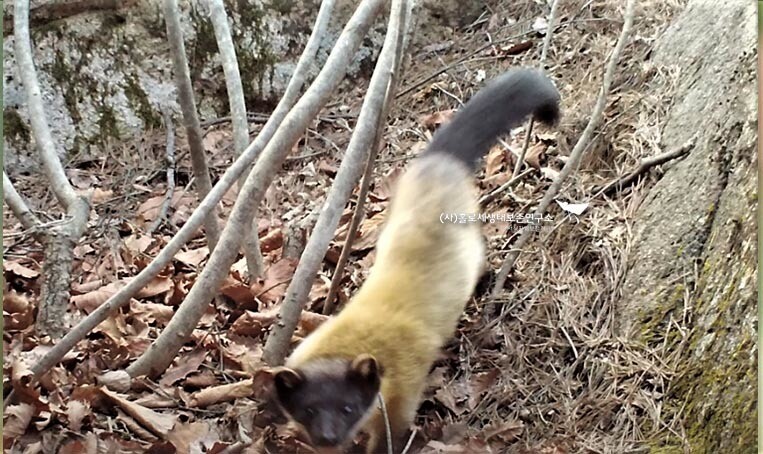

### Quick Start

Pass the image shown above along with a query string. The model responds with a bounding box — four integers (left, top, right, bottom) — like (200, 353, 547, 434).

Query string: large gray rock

(3, 0, 387, 174)
(617, 0, 756, 451)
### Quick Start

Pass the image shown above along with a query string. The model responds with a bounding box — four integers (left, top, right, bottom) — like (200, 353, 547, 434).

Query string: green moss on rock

(4, 108, 30, 142)
(125, 74, 161, 129)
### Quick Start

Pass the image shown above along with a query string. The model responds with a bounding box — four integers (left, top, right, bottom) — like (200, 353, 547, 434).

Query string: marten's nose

(314, 432, 340, 446)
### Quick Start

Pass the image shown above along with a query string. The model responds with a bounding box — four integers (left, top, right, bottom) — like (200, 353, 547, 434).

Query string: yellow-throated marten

(267, 68, 560, 453)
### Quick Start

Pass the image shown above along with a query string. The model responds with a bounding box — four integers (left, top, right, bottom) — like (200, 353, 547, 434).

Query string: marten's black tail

(425, 68, 561, 170)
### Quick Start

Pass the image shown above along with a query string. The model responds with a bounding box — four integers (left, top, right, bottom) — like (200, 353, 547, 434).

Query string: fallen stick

(595, 137, 696, 197)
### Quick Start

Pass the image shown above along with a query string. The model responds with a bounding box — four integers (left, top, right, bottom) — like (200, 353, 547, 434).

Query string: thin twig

(400, 428, 417, 454)
(208, 0, 264, 279)
(479, 168, 534, 205)
(512, 0, 560, 178)
(163, 0, 221, 249)
(263, 0, 410, 365)
(3, 171, 42, 231)
(595, 137, 696, 198)
(148, 109, 177, 234)
(396, 29, 536, 98)
(21, 0, 337, 389)
(378, 393, 394, 454)
(128, 0, 384, 378)
(513, 119, 536, 178)
(321, 138, 378, 315)
(491, 0, 637, 297)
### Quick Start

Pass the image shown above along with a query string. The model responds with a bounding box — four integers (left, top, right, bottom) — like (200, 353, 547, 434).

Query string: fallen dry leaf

(58, 435, 98, 454)
(100, 387, 178, 437)
(135, 195, 166, 222)
(352, 212, 387, 251)
(159, 350, 207, 387)
(175, 247, 210, 268)
(124, 234, 154, 254)
(71, 279, 104, 294)
(91, 187, 114, 204)
(222, 336, 264, 374)
(468, 369, 500, 409)
(135, 275, 174, 299)
(485, 146, 508, 178)
(4, 260, 40, 279)
(66, 400, 92, 432)
(497, 40, 533, 55)
(130, 300, 175, 326)
(97, 370, 132, 392)
(71, 280, 127, 313)
(189, 379, 255, 407)
(259, 228, 284, 253)
(420, 109, 455, 129)
(481, 419, 524, 442)
(524, 143, 546, 169)
(220, 275, 255, 307)
(297, 311, 330, 336)
(3, 289, 34, 331)
(167, 421, 211, 454)
(4, 403, 35, 441)
(541, 167, 561, 181)
(250, 258, 298, 305)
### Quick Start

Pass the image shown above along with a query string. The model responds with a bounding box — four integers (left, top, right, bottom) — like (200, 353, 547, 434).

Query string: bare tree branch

(17, 0, 337, 391)
(36, 202, 89, 338)
(540, 0, 560, 64)
(3, 171, 42, 231)
(491, 0, 636, 297)
(148, 109, 177, 234)
(263, 0, 411, 366)
(127, 0, 385, 378)
(322, 1, 413, 317)
(163, 0, 221, 249)
(207, 0, 265, 279)
(13, 0, 84, 211)
(13, 0, 92, 340)
(512, 0, 560, 179)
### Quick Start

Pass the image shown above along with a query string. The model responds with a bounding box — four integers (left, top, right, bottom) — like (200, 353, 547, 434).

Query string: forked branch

(13, 0, 91, 340)
(18, 0, 337, 390)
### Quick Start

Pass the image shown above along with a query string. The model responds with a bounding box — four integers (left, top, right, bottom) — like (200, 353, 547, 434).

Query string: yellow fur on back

(286, 155, 484, 452)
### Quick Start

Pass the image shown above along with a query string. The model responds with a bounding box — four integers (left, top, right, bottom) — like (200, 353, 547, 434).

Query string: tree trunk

(617, 0, 757, 452)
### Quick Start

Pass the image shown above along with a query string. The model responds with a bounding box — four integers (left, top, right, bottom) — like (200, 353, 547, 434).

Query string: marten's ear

(271, 367, 304, 396)
(349, 354, 383, 386)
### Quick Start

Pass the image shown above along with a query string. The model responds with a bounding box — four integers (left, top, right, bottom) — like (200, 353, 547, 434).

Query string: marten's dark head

(269, 354, 383, 448)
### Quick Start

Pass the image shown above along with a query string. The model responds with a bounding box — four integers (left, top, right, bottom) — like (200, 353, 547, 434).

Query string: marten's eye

(342, 405, 354, 415)
(306, 407, 315, 417)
